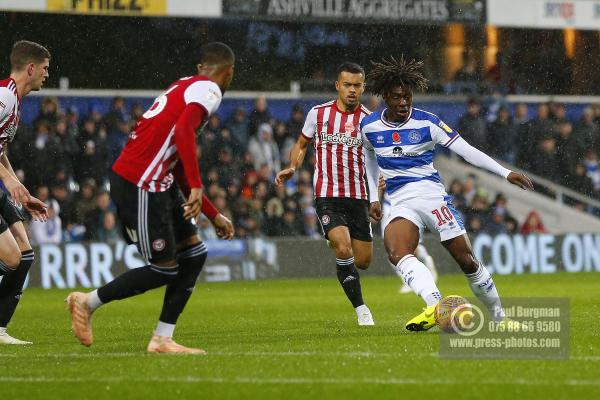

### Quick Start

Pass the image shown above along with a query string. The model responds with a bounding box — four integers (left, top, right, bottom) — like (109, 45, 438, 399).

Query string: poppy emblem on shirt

(392, 132, 401, 143)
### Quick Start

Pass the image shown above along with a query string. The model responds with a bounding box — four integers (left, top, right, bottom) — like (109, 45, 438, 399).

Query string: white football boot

(355, 305, 375, 326)
(0, 328, 32, 345)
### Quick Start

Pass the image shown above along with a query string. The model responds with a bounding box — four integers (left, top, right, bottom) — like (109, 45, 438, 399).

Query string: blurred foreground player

(0, 41, 50, 345)
(67, 42, 235, 354)
(275, 63, 379, 325)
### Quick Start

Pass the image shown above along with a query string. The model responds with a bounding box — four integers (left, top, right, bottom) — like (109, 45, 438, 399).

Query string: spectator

(302, 206, 321, 239)
(583, 149, 600, 194)
(458, 98, 487, 150)
(24, 119, 64, 189)
(103, 96, 128, 131)
(54, 118, 79, 179)
(273, 121, 295, 165)
(286, 104, 305, 138)
(520, 210, 548, 235)
(106, 114, 130, 165)
(555, 121, 582, 185)
(97, 211, 120, 242)
(567, 163, 595, 198)
(84, 190, 115, 241)
(517, 103, 555, 170)
(73, 179, 97, 226)
(248, 95, 271, 138)
(33, 97, 60, 127)
(29, 199, 62, 245)
(530, 136, 559, 182)
(225, 107, 249, 148)
(487, 105, 515, 163)
(573, 107, 599, 152)
(248, 123, 281, 175)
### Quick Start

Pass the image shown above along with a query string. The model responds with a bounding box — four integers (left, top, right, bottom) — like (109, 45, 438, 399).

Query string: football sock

(97, 263, 179, 304)
(416, 244, 437, 278)
(0, 260, 14, 277)
(0, 250, 34, 327)
(336, 257, 365, 308)
(154, 321, 175, 338)
(466, 262, 505, 322)
(395, 254, 442, 307)
(159, 243, 208, 325)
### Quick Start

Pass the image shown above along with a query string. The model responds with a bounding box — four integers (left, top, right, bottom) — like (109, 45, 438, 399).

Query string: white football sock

(87, 290, 103, 312)
(416, 244, 438, 281)
(466, 263, 505, 322)
(154, 321, 176, 338)
(395, 255, 442, 306)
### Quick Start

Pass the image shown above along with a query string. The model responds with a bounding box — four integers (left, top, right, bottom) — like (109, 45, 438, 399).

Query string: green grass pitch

(1, 272, 599, 399)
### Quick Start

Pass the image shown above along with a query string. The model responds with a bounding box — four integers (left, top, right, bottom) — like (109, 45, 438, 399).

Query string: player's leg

(0, 219, 35, 345)
(148, 187, 208, 354)
(415, 240, 438, 283)
(384, 217, 442, 307)
(442, 234, 505, 322)
(316, 198, 372, 325)
(0, 222, 20, 276)
(67, 174, 179, 347)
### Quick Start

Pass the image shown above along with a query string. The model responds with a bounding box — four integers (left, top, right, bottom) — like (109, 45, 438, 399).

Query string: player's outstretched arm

(275, 135, 310, 185)
(449, 137, 533, 190)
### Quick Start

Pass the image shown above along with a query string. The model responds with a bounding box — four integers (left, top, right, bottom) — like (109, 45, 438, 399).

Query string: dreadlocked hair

(366, 56, 428, 97)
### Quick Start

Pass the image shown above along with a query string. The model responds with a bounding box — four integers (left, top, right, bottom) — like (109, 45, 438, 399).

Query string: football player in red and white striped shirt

(0, 41, 51, 345)
(275, 63, 381, 326)
(67, 43, 235, 354)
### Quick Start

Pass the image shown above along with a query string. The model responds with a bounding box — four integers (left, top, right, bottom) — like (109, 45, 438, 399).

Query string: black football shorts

(315, 197, 372, 242)
(0, 190, 26, 234)
(109, 171, 198, 264)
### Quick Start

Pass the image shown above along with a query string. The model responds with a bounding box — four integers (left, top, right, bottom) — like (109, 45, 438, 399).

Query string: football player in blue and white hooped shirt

(361, 57, 534, 331)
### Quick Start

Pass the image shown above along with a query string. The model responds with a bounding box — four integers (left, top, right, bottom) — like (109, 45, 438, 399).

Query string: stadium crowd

(12, 95, 600, 244)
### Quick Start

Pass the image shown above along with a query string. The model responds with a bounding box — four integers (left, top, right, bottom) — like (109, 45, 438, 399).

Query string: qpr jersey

(113, 75, 222, 192)
(301, 100, 371, 200)
(360, 107, 460, 201)
(0, 78, 21, 158)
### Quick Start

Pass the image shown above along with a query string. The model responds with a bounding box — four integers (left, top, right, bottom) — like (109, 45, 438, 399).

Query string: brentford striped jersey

(0, 78, 21, 157)
(113, 75, 222, 192)
(301, 100, 371, 200)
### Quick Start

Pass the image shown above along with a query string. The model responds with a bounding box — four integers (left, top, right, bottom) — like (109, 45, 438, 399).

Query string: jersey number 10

(431, 206, 454, 226)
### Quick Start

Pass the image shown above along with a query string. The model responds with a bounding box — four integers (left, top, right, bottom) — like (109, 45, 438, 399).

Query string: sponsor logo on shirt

(439, 121, 453, 134)
(319, 131, 363, 147)
(376, 135, 384, 144)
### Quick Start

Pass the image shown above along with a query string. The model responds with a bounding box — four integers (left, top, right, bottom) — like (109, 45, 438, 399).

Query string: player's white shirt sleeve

(449, 137, 511, 178)
(183, 81, 222, 115)
(428, 116, 511, 178)
(361, 129, 380, 203)
(300, 108, 318, 140)
(0, 87, 16, 123)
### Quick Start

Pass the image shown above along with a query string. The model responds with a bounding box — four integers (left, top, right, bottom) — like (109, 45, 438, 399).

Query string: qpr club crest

(408, 130, 422, 143)
(392, 132, 401, 143)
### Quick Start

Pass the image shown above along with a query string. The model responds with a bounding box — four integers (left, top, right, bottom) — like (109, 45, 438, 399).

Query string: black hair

(366, 56, 428, 97)
(199, 42, 235, 65)
(336, 62, 365, 78)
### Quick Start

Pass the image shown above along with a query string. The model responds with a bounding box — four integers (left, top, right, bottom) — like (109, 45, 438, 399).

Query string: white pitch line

(0, 352, 598, 361)
(0, 376, 599, 386)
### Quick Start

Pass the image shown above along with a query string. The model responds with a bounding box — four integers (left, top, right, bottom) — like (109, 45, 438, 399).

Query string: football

(434, 295, 473, 333)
